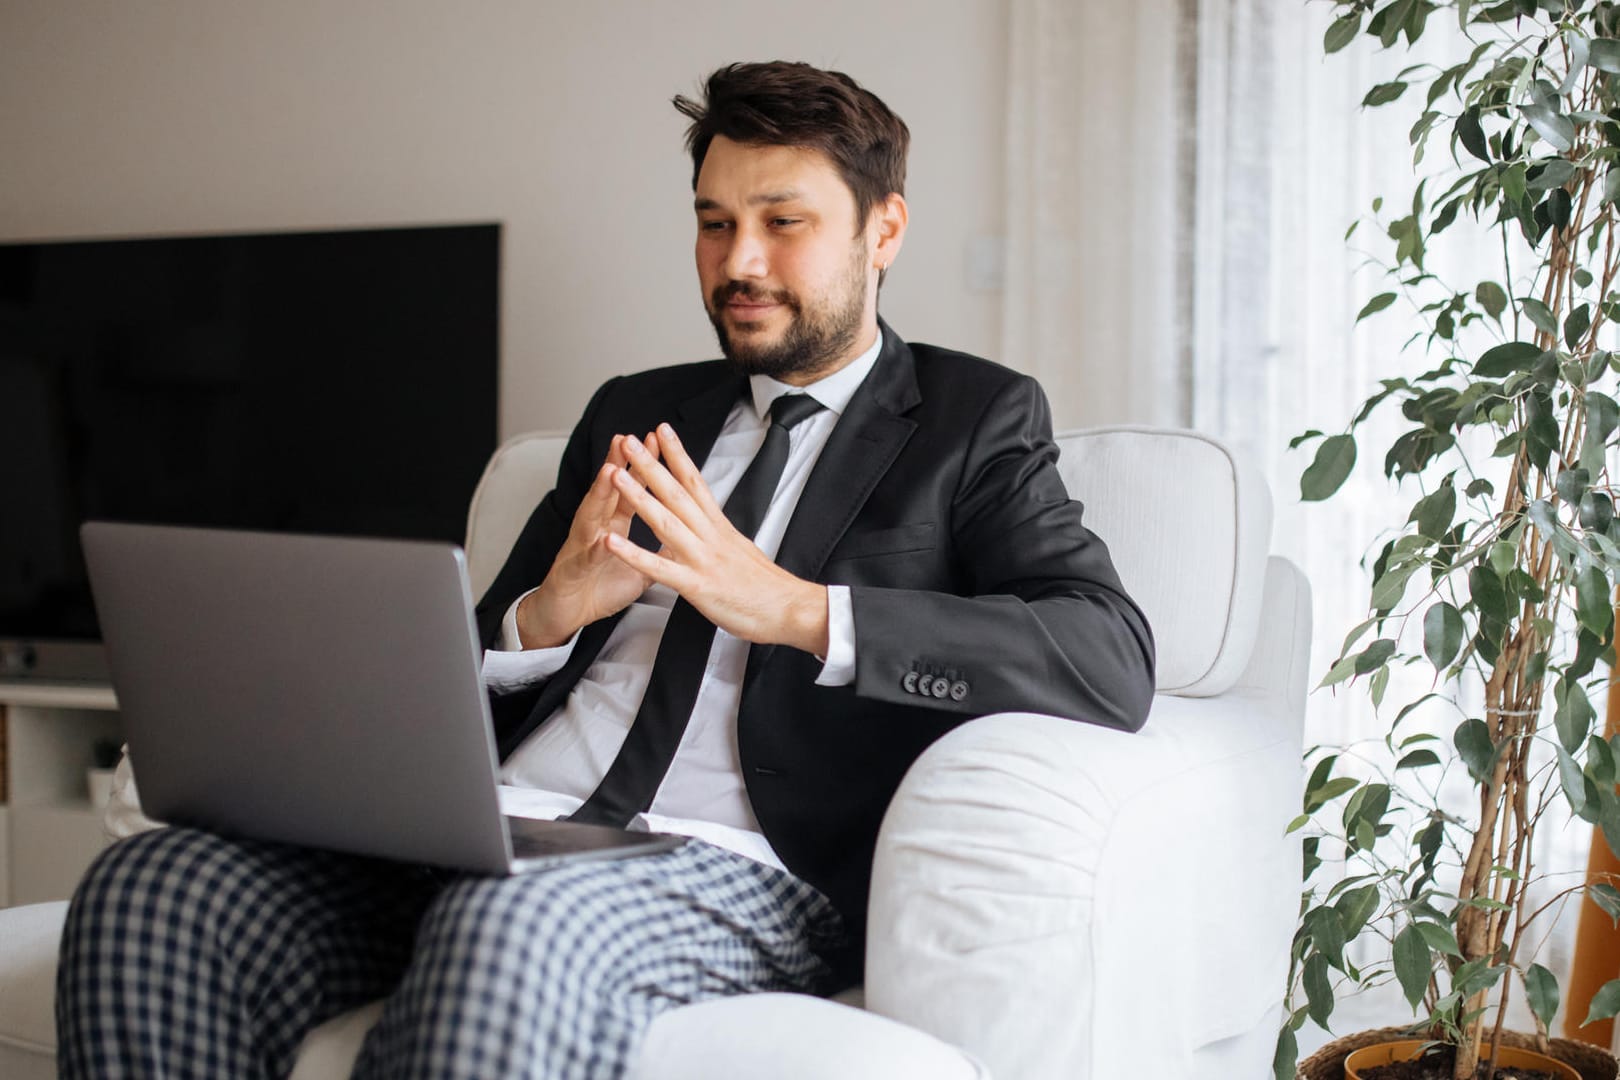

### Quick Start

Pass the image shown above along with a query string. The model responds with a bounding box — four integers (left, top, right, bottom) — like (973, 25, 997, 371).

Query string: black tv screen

(0, 223, 499, 679)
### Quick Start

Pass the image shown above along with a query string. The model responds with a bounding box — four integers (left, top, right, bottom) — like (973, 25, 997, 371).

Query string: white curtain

(1000, 0, 1191, 430)
(1000, 0, 1593, 1051)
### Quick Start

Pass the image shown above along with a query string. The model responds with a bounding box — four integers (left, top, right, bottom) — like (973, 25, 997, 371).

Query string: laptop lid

(81, 522, 516, 874)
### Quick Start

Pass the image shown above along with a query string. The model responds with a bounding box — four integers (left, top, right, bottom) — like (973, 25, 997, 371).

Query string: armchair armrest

(865, 694, 1302, 1080)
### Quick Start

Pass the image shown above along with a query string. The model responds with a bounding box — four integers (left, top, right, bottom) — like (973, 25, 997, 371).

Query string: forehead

(694, 135, 856, 213)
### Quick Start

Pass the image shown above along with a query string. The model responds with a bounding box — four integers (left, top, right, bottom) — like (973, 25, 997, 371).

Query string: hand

(515, 432, 664, 648)
(603, 423, 830, 654)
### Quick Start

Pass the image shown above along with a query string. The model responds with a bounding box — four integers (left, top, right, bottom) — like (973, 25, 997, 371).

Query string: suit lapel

(745, 323, 920, 686)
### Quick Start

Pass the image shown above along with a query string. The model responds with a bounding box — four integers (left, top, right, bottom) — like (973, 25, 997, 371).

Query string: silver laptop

(80, 521, 685, 874)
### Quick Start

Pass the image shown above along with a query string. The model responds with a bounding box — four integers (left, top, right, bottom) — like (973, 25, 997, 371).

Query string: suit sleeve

(473, 377, 619, 650)
(846, 376, 1156, 732)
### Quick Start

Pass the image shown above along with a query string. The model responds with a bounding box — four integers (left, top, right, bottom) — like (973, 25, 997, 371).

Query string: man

(57, 61, 1154, 1080)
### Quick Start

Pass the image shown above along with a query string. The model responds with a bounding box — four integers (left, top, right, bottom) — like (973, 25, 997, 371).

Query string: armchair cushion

(1055, 425, 1272, 698)
(0, 900, 66, 1080)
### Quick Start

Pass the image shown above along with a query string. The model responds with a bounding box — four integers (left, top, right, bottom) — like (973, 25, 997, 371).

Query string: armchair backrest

(1052, 426, 1271, 698)
(465, 426, 1273, 698)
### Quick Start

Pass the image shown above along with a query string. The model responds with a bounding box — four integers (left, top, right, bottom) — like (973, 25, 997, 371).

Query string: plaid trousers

(56, 825, 845, 1080)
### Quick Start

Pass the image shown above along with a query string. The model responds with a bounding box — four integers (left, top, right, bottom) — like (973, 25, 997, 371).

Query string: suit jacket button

(902, 671, 919, 693)
(930, 678, 949, 699)
(950, 680, 969, 701)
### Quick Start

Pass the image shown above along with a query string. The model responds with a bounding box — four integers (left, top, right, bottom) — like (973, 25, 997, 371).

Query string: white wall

(0, 0, 1008, 438)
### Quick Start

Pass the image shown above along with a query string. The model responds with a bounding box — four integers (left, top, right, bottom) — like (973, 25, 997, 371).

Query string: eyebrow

(693, 190, 805, 212)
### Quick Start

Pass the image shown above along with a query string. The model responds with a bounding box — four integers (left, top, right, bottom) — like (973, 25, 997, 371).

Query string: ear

(869, 193, 908, 272)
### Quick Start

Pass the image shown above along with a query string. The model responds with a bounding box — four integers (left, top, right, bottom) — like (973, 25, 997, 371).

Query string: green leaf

(1591, 39, 1620, 74)
(1556, 678, 1596, 753)
(1358, 292, 1399, 322)
(1364, 81, 1409, 107)
(1455, 718, 1496, 782)
(1370, 664, 1391, 707)
(1304, 905, 1347, 971)
(1567, 303, 1593, 350)
(1580, 492, 1615, 532)
(1560, 743, 1591, 815)
(1325, 12, 1362, 54)
(1356, 638, 1398, 675)
(1394, 923, 1432, 1010)
(1305, 776, 1360, 813)
(1415, 920, 1461, 958)
(1336, 884, 1381, 939)
(1469, 564, 1510, 623)
(1489, 540, 1517, 579)
(1558, 467, 1592, 506)
(1304, 951, 1334, 1027)
(1529, 158, 1577, 192)
(1474, 341, 1541, 377)
(1577, 566, 1613, 639)
(1521, 101, 1575, 152)
(1562, 31, 1592, 95)
(1456, 106, 1489, 163)
(1475, 281, 1508, 320)
(1413, 485, 1456, 540)
(1373, 562, 1418, 613)
(1590, 883, 1620, 925)
(1521, 298, 1559, 336)
(1585, 393, 1620, 474)
(1590, 734, 1617, 787)
(1423, 602, 1465, 670)
(1273, 1026, 1298, 1080)
(1302, 435, 1356, 502)
(1605, 169, 1620, 206)
(1526, 963, 1560, 1030)
(1398, 748, 1443, 770)
(1585, 978, 1620, 1026)
(1503, 162, 1529, 205)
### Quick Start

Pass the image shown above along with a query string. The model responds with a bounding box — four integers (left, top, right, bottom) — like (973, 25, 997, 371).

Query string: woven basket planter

(1296, 1027, 1618, 1080)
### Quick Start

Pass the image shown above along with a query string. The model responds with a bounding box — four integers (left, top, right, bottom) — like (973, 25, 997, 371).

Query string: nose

(722, 225, 768, 281)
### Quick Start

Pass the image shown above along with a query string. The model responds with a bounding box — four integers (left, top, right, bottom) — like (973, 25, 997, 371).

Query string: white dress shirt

(481, 332, 884, 867)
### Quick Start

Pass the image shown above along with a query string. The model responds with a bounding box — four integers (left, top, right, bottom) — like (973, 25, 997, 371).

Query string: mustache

(712, 281, 798, 308)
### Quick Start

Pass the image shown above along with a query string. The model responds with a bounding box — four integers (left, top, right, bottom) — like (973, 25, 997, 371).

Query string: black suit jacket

(475, 324, 1155, 982)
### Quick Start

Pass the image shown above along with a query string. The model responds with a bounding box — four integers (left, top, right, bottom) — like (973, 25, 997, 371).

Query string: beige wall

(0, 0, 1008, 438)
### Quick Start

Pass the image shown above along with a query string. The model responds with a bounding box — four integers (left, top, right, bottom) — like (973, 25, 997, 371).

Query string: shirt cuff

(814, 585, 856, 687)
(481, 588, 579, 691)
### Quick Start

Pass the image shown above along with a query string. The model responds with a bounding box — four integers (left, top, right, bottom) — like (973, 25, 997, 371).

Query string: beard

(706, 242, 869, 381)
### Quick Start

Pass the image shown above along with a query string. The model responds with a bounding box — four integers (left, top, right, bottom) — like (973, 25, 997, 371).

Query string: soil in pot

(1348, 1043, 1573, 1080)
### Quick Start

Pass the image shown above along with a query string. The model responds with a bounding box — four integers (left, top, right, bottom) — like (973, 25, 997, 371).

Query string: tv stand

(0, 680, 120, 907)
(0, 640, 111, 684)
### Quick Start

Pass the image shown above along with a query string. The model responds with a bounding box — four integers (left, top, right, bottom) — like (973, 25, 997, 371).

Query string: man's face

(694, 136, 878, 383)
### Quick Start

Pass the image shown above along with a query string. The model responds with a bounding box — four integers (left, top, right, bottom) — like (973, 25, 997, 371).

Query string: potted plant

(1277, 2, 1620, 1078)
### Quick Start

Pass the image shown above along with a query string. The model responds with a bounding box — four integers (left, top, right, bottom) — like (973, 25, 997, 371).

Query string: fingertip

(659, 422, 679, 443)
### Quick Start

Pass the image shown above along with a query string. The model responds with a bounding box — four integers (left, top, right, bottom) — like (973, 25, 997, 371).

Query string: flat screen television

(0, 223, 500, 682)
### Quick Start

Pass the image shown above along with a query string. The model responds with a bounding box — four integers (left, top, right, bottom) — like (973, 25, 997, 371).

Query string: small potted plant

(1276, 2, 1620, 1079)
(85, 736, 121, 810)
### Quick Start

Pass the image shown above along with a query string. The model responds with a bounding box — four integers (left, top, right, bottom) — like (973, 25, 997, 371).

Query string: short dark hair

(673, 61, 910, 229)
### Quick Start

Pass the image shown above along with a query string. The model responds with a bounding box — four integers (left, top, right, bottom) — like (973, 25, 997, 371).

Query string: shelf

(0, 681, 116, 710)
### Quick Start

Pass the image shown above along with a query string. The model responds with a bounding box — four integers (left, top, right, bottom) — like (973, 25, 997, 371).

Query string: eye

(699, 220, 731, 233)
(770, 217, 802, 228)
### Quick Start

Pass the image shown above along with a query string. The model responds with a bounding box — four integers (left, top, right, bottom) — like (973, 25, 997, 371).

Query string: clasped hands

(516, 423, 830, 656)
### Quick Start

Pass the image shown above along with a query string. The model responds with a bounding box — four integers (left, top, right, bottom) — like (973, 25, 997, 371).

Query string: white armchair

(0, 425, 1309, 1080)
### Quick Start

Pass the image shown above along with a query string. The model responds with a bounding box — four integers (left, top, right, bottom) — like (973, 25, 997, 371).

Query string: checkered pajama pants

(56, 826, 845, 1079)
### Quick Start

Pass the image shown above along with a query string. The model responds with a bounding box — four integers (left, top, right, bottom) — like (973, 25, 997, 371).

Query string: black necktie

(569, 392, 826, 826)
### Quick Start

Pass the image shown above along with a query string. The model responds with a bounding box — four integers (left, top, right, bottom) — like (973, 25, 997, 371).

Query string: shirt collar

(747, 326, 884, 420)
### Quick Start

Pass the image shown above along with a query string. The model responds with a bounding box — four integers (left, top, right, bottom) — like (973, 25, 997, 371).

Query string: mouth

(714, 284, 792, 326)
(725, 299, 782, 321)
